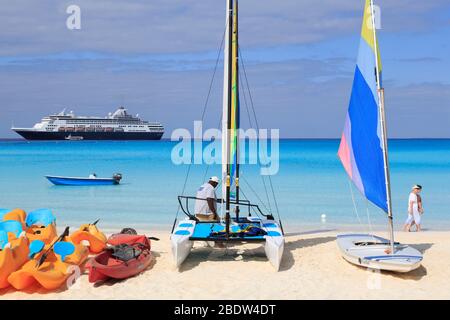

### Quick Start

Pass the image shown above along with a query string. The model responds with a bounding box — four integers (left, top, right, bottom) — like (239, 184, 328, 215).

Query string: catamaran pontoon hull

(171, 221, 195, 268)
(171, 217, 284, 271)
(337, 234, 423, 273)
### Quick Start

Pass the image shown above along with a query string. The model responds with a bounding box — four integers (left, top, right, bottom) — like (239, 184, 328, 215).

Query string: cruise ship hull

(13, 130, 164, 141)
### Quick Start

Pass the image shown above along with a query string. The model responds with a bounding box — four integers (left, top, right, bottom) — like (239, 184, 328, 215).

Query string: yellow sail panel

(361, 0, 382, 72)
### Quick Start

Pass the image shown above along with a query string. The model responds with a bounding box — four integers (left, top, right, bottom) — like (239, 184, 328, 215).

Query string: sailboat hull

(265, 236, 284, 271)
(171, 217, 284, 271)
(171, 220, 196, 267)
(336, 234, 423, 273)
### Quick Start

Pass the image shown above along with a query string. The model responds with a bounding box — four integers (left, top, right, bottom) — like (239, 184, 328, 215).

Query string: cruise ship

(12, 107, 164, 140)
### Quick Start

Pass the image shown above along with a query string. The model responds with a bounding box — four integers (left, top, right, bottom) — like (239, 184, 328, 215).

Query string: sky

(0, 0, 449, 138)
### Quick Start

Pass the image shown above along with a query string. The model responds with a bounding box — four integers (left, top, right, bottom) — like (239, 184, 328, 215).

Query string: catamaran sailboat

(336, 0, 422, 273)
(171, 0, 284, 271)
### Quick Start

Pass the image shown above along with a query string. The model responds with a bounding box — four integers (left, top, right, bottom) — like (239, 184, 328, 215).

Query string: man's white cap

(209, 176, 220, 183)
(412, 184, 422, 190)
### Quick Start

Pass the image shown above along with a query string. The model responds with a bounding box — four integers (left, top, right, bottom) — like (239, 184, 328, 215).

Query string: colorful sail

(338, 0, 387, 212)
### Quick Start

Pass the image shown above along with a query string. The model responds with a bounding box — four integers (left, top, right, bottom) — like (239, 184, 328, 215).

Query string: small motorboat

(45, 173, 122, 186)
(65, 135, 84, 141)
(86, 232, 153, 283)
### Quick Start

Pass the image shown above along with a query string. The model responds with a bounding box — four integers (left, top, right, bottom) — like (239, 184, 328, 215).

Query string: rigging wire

(174, 17, 228, 224)
(239, 47, 281, 219)
(348, 179, 368, 234)
(348, 179, 377, 242)
(240, 174, 271, 213)
(239, 71, 254, 129)
(239, 188, 261, 219)
(268, 174, 282, 222)
(202, 113, 223, 184)
(238, 68, 272, 213)
(365, 198, 375, 236)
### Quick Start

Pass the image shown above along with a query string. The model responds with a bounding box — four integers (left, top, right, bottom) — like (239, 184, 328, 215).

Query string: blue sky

(0, 0, 449, 138)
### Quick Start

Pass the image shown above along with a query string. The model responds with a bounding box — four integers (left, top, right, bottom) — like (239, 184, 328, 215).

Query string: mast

(234, 0, 240, 222)
(224, 0, 233, 237)
(370, 0, 395, 253)
(221, 0, 230, 205)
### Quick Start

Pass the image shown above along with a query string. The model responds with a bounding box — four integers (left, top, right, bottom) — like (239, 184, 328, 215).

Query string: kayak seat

(26, 209, 56, 227)
(29, 240, 45, 258)
(120, 228, 138, 235)
(110, 244, 142, 262)
(0, 220, 23, 243)
(0, 208, 10, 220)
(54, 242, 76, 262)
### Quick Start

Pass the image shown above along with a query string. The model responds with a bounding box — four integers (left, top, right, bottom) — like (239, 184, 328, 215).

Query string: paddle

(148, 237, 160, 241)
(35, 226, 70, 268)
(54, 242, 75, 262)
(82, 219, 100, 232)
(29, 240, 45, 259)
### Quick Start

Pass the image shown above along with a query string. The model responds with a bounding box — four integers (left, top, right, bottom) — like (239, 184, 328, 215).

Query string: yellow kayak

(70, 221, 107, 254)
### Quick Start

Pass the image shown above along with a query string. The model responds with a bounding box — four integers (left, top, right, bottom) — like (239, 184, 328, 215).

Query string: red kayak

(86, 234, 152, 283)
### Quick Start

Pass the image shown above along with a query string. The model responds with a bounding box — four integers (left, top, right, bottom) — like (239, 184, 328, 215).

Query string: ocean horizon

(1, 139, 449, 232)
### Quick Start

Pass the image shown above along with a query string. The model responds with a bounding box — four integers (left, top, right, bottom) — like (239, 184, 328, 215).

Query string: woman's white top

(408, 192, 419, 213)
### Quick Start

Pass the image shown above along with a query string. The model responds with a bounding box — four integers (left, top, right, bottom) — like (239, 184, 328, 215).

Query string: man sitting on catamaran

(194, 176, 221, 222)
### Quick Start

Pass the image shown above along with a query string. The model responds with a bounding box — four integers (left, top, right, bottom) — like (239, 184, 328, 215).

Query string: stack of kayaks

(86, 230, 153, 283)
(0, 208, 108, 291)
(1, 209, 156, 291)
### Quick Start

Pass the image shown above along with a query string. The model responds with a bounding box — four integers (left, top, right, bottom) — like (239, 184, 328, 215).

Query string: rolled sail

(338, 0, 387, 212)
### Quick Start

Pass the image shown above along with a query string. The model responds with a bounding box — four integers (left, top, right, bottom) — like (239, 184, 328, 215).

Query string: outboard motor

(113, 173, 122, 184)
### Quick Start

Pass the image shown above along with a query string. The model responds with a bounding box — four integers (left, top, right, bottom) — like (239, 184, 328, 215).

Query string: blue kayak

(45, 174, 122, 186)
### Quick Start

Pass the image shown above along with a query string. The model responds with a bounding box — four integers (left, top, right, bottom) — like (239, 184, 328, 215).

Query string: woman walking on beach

(403, 185, 424, 232)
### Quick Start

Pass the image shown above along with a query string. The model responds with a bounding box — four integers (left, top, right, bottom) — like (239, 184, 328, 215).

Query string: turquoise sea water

(0, 139, 449, 232)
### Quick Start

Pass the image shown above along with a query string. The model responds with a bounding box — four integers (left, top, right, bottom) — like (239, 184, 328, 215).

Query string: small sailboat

(336, 0, 422, 272)
(45, 173, 122, 186)
(171, 0, 284, 271)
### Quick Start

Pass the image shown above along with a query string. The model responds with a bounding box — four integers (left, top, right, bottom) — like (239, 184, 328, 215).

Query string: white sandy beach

(1, 229, 449, 300)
